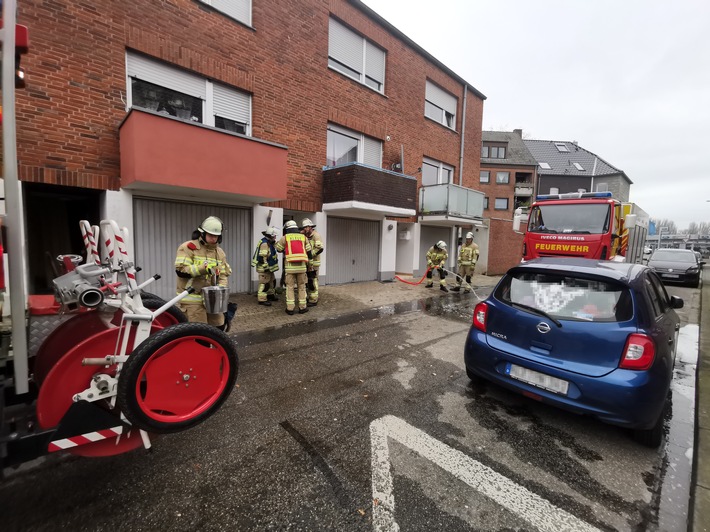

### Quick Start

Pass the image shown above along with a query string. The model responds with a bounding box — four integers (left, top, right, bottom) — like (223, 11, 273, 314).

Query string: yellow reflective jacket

(426, 246, 448, 269)
(458, 243, 480, 266)
(305, 229, 324, 268)
(275, 233, 312, 273)
(175, 239, 232, 303)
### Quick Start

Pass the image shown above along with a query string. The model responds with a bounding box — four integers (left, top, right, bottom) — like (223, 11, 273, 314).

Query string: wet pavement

(2, 271, 705, 530)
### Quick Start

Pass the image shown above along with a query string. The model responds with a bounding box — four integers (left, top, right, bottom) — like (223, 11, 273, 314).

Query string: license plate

(507, 364, 569, 395)
(662, 274, 680, 279)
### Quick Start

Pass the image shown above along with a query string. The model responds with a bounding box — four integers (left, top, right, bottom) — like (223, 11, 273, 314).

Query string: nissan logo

(537, 322, 551, 334)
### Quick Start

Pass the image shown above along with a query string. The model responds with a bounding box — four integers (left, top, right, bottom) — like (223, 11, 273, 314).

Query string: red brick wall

(15, 0, 484, 205)
(487, 218, 524, 275)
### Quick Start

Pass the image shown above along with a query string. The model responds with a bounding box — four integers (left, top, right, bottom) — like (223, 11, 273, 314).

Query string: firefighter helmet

(436, 240, 447, 249)
(301, 218, 316, 229)
(465, 232, 474, 240)
(284, 220, 299, 230)
(262, 226, 279, 238)
(199, 216, 223, 236)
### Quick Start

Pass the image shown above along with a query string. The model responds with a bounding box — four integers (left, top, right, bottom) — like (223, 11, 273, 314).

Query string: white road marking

(370, 415, 600, 532)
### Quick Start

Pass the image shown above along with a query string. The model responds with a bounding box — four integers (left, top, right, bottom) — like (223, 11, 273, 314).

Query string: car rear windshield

(495, 271, 633, 322)
(650, 250, 696, 263)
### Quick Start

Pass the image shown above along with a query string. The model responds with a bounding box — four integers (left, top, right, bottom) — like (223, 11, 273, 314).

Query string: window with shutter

(424, 80, 457, 130)
(127, 52, 252, 135)
(422, 157, 454, 185)
(328, 18, 386, 93)
(199, 0, 252, 26)
(326, 123, 382, 168)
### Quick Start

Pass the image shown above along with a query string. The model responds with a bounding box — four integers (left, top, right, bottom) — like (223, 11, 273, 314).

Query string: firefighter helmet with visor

(199, 216, 223, 236)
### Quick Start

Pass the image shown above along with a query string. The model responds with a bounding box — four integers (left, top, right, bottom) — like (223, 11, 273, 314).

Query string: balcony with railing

(119, 108, 288, 203)
(419, 183, 485, 223)
(322, 163, 417, 218)
(514, 184, 534, 196)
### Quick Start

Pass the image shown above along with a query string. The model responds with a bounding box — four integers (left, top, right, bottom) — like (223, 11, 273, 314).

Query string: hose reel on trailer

(33, 219, 239, 458)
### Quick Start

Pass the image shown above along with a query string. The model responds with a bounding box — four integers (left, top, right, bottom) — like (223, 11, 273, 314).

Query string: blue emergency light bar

(535, 191, 613, 201)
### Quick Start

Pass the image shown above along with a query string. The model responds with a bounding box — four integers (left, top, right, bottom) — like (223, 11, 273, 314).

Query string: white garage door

(326, 217, 379, 284)
(133, 198, 251, 299)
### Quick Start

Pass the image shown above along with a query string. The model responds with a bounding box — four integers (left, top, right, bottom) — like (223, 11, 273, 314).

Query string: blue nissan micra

(464, 257, 682, 447)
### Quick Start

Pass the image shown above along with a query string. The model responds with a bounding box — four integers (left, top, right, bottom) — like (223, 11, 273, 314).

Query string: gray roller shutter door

(133, 198, 251, 300)
(327, 217, 379, 284)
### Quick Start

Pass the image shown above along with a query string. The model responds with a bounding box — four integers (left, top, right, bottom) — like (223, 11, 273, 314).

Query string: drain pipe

(458, 85, 468, 185)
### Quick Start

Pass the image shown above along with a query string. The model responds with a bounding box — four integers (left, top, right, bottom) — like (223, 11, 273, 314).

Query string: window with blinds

(328, 18, 386, 93)
(424, 80, 457, 130)
(422, 156, 454, 185)
(127, 52, 251, 136)
(199, 0, 252, 26)
(326, 123, 382, 168)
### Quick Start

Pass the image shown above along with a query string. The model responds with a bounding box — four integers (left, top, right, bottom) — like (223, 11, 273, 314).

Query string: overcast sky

(362, 0, 710, 230)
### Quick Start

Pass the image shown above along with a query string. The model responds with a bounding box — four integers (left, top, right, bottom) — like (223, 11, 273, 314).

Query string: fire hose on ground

(395, 266, 487, 301)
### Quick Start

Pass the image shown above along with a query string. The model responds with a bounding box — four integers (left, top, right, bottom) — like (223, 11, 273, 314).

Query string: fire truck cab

(513, 191, 648, 263)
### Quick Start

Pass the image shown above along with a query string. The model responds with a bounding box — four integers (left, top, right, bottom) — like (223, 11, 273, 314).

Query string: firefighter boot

(451, 286, 461, 292)
(440, 284, 449, 293)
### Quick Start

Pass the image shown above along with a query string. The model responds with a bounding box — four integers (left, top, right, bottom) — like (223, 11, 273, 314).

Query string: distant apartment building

(11, 0, 530, 295)
(523, 139, 632, 201)
(480, 129, 537, 273)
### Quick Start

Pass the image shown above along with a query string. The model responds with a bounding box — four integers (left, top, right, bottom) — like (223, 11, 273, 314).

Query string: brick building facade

(11, 0, 518, 296)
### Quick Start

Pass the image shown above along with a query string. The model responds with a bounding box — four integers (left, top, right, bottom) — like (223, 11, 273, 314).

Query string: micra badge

(491, 332, 507, 340)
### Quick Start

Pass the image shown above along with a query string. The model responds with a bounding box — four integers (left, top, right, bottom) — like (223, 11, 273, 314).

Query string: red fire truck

(1, 2, 237, 468)
(513, 192, 649, 263)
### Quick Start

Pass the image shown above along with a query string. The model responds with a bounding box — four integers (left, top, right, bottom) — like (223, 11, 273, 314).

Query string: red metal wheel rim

(133, 334, 231, 424)
(33, 312, 110, 385)
(37, 325, 158, 457)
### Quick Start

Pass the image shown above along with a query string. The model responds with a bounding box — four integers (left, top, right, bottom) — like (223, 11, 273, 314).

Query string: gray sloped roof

(523, 139, 631, 183)
(481, 131, 538, 166)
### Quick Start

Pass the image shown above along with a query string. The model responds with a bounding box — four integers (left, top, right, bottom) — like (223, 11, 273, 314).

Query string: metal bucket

(202, 286, 229, 314)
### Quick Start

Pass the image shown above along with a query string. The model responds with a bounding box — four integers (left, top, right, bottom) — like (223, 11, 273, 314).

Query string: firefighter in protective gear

(425, 240, 449, 292)
(301, 217, 324, 306)
(175, 216, 232, 327)
(275, 220, 312, 315)
(451, 232, 479, 293)
(251, 226, 280, 306)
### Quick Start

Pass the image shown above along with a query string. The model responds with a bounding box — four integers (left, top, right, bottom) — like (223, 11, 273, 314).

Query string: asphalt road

(0, 283, 699, 531)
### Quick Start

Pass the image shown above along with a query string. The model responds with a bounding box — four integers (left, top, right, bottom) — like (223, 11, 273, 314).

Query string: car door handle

(668, 338, 674, 345)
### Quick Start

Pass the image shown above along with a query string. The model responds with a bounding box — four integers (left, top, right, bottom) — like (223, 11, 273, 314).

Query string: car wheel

(633, 397, 669, 448)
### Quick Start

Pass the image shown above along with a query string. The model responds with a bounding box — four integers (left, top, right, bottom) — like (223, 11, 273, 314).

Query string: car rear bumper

(464, 330, 669, 430)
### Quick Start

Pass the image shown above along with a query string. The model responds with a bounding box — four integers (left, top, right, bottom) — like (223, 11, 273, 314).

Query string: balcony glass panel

(420, 183, 484, 219)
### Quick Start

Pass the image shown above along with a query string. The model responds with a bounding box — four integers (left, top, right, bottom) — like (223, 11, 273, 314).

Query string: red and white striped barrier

(48, 426, 123, 452)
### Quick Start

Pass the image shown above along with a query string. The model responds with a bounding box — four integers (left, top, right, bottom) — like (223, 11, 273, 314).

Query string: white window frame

(496, 172, 510, 184)
(199, 0, 252, 26)
(494, 197, 509, 210)
(422, 157, 454, 186)
(126, 52, 251, 135)
(425, 80, 457, 130)
(555, 142, 569, 152)
(595, 183, 608, 192)
(539, 162, 551, 170)
(328, 18, 386, 94)
(573, 162, 585, 171)
(480, 170, 490, 183)
(326, 123, 382, 168)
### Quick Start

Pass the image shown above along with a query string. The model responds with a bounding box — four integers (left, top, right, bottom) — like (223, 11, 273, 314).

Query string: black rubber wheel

(633, 395, 669, 448)
(117, 322, 238, 434)
(141, 295, 188, 325)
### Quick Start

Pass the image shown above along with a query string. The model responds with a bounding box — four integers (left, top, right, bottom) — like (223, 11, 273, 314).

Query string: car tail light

(619, 333, 655, 370)
(473, 302, 488, 332)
